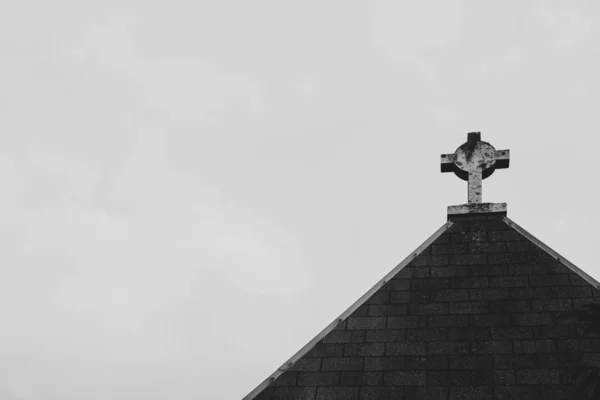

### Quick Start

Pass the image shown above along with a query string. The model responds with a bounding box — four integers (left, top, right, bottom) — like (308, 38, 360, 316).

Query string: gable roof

(242, 215, 600, 399)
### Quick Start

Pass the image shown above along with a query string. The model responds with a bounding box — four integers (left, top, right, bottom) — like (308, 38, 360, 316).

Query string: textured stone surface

(251, 215, 600, 399)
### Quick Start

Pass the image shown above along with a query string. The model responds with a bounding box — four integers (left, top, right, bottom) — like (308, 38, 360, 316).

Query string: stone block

(494, 354, 538, 369)
(316, 387, 360, 400)
(363, 291, 390, 305)
(272, 371, 298, 386)
(347, 317, 386, 330)
(449, 386, 493, 400)
(430, 265, 469, 278)
(469, 242, 506, 253)
(510, 313, 554, 326)
(451, 277, 489, 289)
(349, 305, 369, 318)
(468, 264, 509, 276)
(368, 304, 408, 317)
(451, 231, 487, 243)
(358, 387, 405, 400)
(427, 341, 469, 355)
(433, 289, 469, 302)
(538, 385, 573, 400)
(488, 253, 528, 264)
(343, 343, 385, 357)
(509, 287, 549, 299)
(321, 357, 363, 371)
(365, 329, 406, 343)
(402, 266, 431, 278)
(469, 220, 510, 232)
(510, 262, 567, 275)
(469, 314, 511, 327)
(447, 327, 492, 341)
(533, 325, 577, 339)
(490, 327, 533, 340)
(404, 355, 449, 369)
(340, 371, 382, 386)
(472, 340, 513, 354)
(409, 291, 431, 303)
(469, 288, 509, 301)
(581, 353, 600, 364)
(306, 343, 345, 358)
(556, 338, 580, 354)
(427, 370, 471, 386)
(489, 300, 531, 313)
(363, 356, 402, 371)
(490, 276, 528, 288)
(387, 316, 427, 329)
(531, 251, 558, 262)
(323, 331, 365, 344)
(580, 338, 600, 352)
(529, 274, 570, 286)
(411, 255, 449, 267)
(531, 299, 572, 312)
(409, 303, 448, 315)
(449, 355, 493, 369)
(407, 328, 447, 342)
(386, 342, 427, 356)
(411, 278, 451, 290)
(297, 372, 340, 386)
(432, 244, 468, 255)
(383, 279, 410, 290)
(572, 297, 600, 310)
(449, 254, 487, 265)
(488, 230, 523, 241)
(433, 234, 450, 245)
(289, 358, 322, 371)
(409, 388, 448, 400)
(383, 370, 426, 385)
(388, 291, 410, 303)
(506, 242, 538, 252)
(427, 315, 469, 327)
(273, 387, 317, 399)
(473, 370, 515, 385)
(449, 301, 488, 314)
(346, 317, 387, 331)
(515, 369, 559, 384)
(494, 386, 539, 400)
(514, 340, 556, 354)
(549, 286, 592, 298)
(536, 354, 561, 368)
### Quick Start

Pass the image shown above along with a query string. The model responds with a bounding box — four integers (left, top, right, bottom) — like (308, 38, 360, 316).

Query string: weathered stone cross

(441, 132, 510, 204)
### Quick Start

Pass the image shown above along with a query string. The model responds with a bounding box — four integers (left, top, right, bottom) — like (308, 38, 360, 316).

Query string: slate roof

(243, 212, 600, 400)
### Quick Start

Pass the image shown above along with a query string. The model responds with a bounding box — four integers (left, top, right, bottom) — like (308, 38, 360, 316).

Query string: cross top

(441, 132, 510, 204)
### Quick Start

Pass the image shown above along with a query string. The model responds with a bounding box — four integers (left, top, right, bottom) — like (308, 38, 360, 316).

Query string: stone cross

(441, 132, 510, 204)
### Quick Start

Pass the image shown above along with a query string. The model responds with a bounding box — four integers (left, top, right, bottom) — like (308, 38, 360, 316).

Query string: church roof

(243, 133, 600, 400)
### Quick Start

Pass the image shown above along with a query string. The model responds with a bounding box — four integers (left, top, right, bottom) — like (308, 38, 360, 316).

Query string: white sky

(2, 1, 599, 399)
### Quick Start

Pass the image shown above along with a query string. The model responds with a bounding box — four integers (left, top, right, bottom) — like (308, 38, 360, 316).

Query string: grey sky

(2, 1, 599, 399)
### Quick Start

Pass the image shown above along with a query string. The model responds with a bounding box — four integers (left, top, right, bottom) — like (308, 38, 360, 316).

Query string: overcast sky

(2, 1, 600, 399)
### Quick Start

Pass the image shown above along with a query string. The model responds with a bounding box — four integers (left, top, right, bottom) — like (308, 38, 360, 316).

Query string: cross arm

(440, 153, 455, 173)
(494, 149, 510, 169)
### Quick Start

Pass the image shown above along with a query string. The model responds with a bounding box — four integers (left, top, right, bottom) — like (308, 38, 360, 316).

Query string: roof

(243, 213, 600, 399)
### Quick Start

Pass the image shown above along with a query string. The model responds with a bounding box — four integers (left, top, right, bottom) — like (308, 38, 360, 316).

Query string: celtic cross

(441, 132, 510, 204)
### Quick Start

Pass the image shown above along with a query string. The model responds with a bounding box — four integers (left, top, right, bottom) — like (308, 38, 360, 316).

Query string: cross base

(447, 202, 507, 218)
